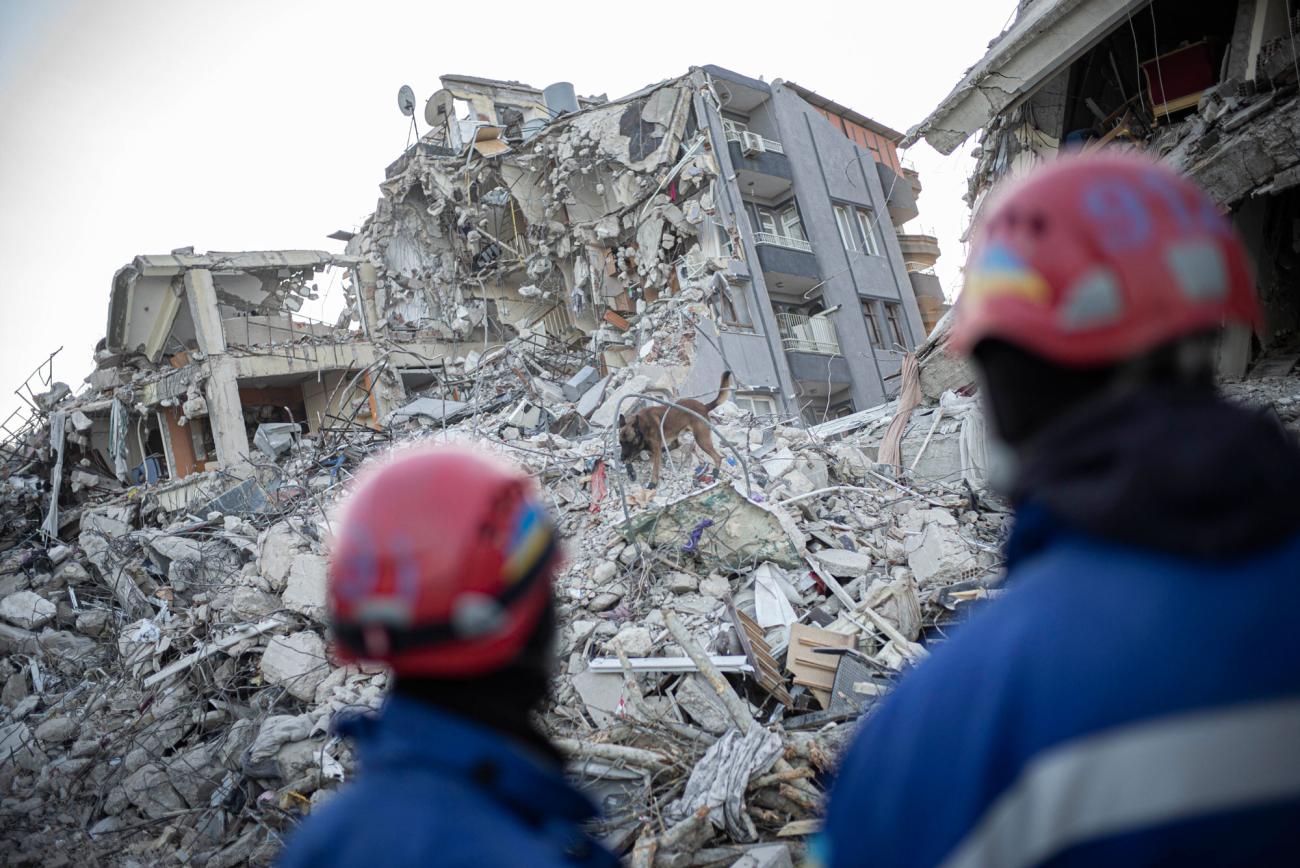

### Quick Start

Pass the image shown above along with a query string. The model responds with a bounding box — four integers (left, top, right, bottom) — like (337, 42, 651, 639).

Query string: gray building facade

(684, 66, 930, 422)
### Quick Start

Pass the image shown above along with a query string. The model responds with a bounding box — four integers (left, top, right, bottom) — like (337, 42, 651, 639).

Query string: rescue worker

(278, 445, 618, 868)
(820, 152, 1300, 867)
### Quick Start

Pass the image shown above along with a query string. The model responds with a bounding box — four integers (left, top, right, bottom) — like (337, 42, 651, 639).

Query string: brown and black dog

(618, 371, 734, 488)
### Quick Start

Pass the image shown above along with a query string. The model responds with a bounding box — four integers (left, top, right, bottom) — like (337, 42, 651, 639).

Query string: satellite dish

(425, 88, 453, 127)
(397, 85, 416, 117)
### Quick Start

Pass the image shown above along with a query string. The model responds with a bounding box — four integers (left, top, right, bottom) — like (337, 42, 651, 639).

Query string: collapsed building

(7, 55, 1296, 866)
(908, 0, 1300, 378)
(0, 64, 984, 867)
(358, 66, 947, 424)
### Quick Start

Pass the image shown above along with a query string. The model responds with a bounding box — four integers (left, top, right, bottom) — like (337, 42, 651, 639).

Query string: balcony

(724, 122, 785, 155)
(754, 232, 812, 253)
(776, 312, 841, 355)
(877, 162, 919, 226)
(726, 122, 793, 199)
(897, 232, 942, 271)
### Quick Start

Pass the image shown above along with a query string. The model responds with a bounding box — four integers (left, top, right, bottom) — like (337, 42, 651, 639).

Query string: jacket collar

(336, 694, 599, 829)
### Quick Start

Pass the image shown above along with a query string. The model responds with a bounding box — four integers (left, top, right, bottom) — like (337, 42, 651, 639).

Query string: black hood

(1012, 386, 1300, 559)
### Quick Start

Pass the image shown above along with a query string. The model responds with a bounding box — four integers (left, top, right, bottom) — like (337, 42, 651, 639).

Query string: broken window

(717, 282, 753, 329)
(855, 208, 881, 256)
(733, 392, 777, 416)
(883, 302, 906, 348)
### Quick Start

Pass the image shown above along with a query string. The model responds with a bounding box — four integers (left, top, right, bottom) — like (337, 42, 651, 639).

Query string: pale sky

(0, 0, 1017, 421)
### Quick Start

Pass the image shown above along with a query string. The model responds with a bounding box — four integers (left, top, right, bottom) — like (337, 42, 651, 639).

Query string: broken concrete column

(182, 268, 228, 356)
(204, 356, 251, 469)
(356, 262, 383, 337)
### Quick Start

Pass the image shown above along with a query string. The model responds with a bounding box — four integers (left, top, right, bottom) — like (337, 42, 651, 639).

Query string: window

(494, 103, 524, 126)
(862, 301, 884, 349)
(855, 209, 881, 256)
(834, 205, 858, 252)
(758, 209, 780, 236)
(717, 282, 753, 329)
(733, 392, 778, 416)
(781, 206, 805, 242)
(883, 302, 907, 348)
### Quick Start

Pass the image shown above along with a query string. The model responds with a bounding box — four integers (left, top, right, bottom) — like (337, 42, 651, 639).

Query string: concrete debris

(0, 591, 57, 631)
(260, 631, 328, 702)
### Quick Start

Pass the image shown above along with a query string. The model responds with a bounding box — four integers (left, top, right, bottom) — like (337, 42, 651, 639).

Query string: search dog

(618, 371, 733, 488)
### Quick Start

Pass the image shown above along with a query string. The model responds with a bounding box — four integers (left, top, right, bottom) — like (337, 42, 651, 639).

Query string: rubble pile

(0, 274, 1022, 867)
(5, 59, 1299, 867)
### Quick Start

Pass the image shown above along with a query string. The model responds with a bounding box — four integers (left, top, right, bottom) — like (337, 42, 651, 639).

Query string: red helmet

(328, 445, 559, 677)
(950, 151, 1259, 366)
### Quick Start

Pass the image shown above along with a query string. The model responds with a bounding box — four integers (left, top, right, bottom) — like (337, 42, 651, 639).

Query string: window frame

(862, 300, 884, 349)
(834, 204, 858, 252)
(855, 208, 881, 257)
(734, 392, 778, 416)
(717, 282, 754, 330)
(780, 205, 806, 242)
(883, 301, 907, 348)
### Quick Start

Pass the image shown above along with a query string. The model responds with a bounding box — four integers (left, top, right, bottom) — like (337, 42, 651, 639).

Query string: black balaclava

(392, 595, 562, 765)
(972, 335, 1216, 452)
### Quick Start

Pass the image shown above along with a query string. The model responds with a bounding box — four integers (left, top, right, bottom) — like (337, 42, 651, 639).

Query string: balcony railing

(776, 312, 841, 355)
(723, 121, 785, 155)
(754, 232, 813, 253)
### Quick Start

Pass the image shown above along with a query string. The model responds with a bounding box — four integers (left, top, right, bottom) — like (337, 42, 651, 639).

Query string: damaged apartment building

(909, 0, 1300, 377)
(4, 64, 946, 544)
(351, 66, 946, 424)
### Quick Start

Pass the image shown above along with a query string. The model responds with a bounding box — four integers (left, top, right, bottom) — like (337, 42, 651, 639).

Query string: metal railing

(753, 232, 813, 253)
(723, 121, 785, 155)
(776, 312, 840, 355)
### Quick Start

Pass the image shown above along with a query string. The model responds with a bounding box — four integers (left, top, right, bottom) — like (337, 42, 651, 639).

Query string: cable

(1288, 1, 1300, 88)
(1147, 3, 1168, 123)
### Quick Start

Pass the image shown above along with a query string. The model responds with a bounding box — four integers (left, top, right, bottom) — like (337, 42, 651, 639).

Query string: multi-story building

(908, 0, 1300, 378)
(683, 66, 941, 420)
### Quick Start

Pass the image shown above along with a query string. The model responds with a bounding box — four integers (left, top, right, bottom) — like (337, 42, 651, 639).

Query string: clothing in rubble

(277, 692, 618, 868)
(818, 389, 1300, 868)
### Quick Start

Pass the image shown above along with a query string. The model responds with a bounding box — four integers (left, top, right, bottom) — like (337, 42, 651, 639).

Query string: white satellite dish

(397, 85, 416, 117)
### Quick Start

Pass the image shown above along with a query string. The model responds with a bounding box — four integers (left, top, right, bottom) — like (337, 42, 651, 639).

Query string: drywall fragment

(751, 563, 797, 630)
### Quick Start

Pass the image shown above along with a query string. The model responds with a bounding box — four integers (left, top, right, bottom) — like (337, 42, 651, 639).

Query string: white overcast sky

(0, 0, 1016, 421)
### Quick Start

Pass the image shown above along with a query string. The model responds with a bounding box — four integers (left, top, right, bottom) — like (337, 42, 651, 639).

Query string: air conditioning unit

(740, 131, 766, 156)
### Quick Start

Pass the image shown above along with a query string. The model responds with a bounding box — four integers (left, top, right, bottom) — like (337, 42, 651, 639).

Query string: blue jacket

(820, 505, 1300, 868)
(278, 695, 619, 868)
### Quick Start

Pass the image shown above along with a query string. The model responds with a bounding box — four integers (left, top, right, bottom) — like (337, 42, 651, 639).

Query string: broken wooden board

(729, 605, 794, 708)
(785, 624, 854, 709)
